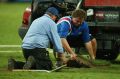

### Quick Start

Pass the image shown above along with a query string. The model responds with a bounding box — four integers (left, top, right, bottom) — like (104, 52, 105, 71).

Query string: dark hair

(72, 9, 87, 20)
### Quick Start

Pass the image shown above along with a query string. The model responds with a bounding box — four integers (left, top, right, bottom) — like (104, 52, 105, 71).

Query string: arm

(49, 26, 63, 53)
(45, 21, 67, 63)
(57, 22, 77, 59)
(61, 38, 77, 59)
(50, 29, 67, 63)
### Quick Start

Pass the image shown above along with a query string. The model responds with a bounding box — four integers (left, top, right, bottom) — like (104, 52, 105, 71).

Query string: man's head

(71, 9, 87, 27)
(46, 7, 59, 21)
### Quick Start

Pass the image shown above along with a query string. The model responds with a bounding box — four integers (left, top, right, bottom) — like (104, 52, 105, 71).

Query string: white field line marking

(0, 50, 53, 53)
(0, 45, 21, 48)
(0, 45, 53, 53)
(0, 51, 22, 53)
(13, 69, 51, 73)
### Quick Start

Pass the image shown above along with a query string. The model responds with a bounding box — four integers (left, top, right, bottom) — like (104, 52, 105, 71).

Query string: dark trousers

(14, 48, 53, 70)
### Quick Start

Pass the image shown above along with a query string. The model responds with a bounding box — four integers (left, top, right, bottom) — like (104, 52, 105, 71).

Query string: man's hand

(70, 53, 77, 60)
(90, 56, 95, 61)
(57, 53, 68, 64)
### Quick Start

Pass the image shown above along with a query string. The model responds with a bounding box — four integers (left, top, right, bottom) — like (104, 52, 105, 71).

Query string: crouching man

(8, 7, 70, 70)
(56, 9, 97, 68)
(57, 9, 97, 60)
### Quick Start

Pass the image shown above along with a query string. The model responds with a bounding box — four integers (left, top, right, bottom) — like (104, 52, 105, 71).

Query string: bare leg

(85, 41, 95, 60)
(91, 38, 97, 58)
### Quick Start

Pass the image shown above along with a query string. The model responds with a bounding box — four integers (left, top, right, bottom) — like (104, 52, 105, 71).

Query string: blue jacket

(57, 16, 90, 43)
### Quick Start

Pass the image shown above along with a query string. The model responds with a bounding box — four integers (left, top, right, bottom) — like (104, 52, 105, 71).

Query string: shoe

(23, 56, 35, 69)
(8, 58, 15, 71)
(55, 61, 62, 68)
(55, 58, 63, 68)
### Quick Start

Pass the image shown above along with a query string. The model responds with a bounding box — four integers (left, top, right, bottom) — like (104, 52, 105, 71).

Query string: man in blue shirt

(8, 7, 67, 70)
(57, 9, 97, 60)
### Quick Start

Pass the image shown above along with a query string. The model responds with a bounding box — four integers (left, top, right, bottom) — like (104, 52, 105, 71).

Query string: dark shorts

(66, 35, 94, 48)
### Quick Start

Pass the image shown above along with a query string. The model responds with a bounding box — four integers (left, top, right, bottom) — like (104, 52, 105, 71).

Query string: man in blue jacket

(57, 9, 97, 60)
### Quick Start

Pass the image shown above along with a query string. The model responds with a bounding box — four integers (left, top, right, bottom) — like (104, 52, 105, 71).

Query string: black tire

(96, 40, 120, 60)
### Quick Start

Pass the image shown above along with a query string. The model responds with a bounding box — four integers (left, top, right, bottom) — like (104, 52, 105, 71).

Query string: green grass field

(0, 3, 120, 79)
(0, 2, 30, 45)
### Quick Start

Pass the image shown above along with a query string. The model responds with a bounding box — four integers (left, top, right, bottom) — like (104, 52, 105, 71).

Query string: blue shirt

(22, 14, 64, 53)
(57, 16, 90, 43)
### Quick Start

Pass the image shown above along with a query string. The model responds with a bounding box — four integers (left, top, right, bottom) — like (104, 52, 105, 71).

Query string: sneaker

(23, 56, 35, 69)
(8, 58, 15, 71)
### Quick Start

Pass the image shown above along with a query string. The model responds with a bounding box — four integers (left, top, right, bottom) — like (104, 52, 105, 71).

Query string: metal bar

(76, 0, 83, 10)
(50, 64, 66, 72)
(13, 64, 67, 73)
(13, 69, 51, 73)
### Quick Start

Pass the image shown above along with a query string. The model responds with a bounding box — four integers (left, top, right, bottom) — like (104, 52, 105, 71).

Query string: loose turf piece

(67, 56, 111, 68)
